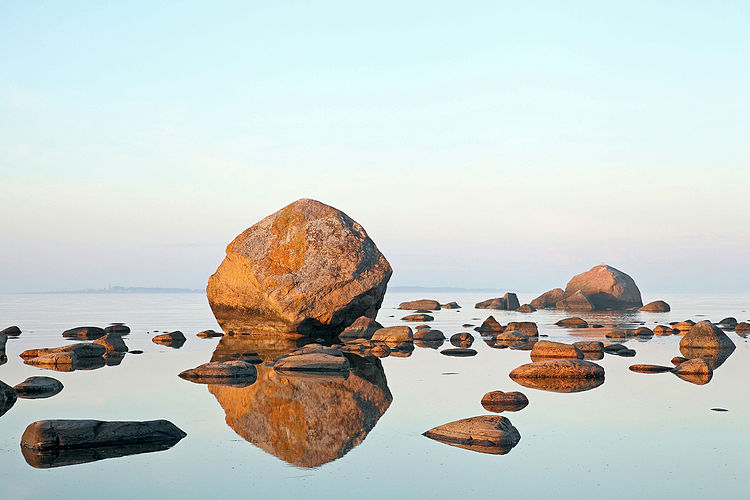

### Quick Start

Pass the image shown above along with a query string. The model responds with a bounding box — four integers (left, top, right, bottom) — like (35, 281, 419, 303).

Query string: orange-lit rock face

(208, 354, 392, 468)
(207, 199, 392, 336)
(563, 264, 643, 310)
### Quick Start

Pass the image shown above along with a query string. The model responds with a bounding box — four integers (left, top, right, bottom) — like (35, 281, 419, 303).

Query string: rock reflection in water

(208, 349, 392, 468)
(21, 440, 184, 469)
(511, 377, 604, 394)
(679, 345, 735, 370)
(211, 334, 314, 363)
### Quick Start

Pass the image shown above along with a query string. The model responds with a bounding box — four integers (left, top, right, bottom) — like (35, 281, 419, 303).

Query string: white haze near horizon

(1, 1, 749, 294)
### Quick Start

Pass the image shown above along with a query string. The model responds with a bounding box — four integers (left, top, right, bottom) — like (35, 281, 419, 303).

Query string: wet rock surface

(13, 376, 64, 399)
(423, 415, 521, 455)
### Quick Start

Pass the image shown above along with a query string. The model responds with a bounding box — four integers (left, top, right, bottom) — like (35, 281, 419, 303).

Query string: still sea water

(0, 291, 748, 499)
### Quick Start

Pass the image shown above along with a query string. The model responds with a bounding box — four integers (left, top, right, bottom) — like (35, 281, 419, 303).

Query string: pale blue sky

(1, 1, 749, 293)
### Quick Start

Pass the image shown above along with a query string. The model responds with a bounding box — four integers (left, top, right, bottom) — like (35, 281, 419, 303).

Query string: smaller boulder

(152, 331, 186, 348)
(717, 317, 738, 328)
(639, 300, 671, 312)
(401, 314, 434, 322)
(572, 341, 604, 354)
(672, 320, 695, 333)
(680, 321, 736, 351)
(477, 316, 504, 333)
(0, 325, 22, 337)
(440, 348, 477, 357)
(93, 333, 128, 353)
(530, 340, 583, 360)
(555, 317, 588, 328)
(505, 322, 538, 337)
(13, 377, 64, 399)
(398, 299, 440, 310)
(516, 304, 536, 313)
(653, 325, 675, 336)
(21, 343, 106, 360)
(672, 358, 712, 385)
(450, 332, 474, 348)
(338, 317, 383, 339)
(735, 322, 750, 333)
(475, 297, 507, 309)
(179, 360, 257, 385)
(480, 391, 529, 413)
(441, 302, 461, 309)
(555, 290, 595, 311)
(274, 345, 349, 373)
(422, 415, 521, 455)
(196, 329, 224, 338)
(104, 324, 130, 334)
(371, 326, 413, 345)
(62, 327, 106, 340)
(413, 329, 446, 341)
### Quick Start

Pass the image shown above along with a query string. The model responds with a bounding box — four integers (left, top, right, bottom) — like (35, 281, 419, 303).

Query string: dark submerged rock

(629, 364, 673, 373)
(104, 324, 130, 334)
(440, 348, 477, 357)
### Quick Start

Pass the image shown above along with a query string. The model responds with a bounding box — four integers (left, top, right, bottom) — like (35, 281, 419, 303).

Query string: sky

(1, 1, 749, 294)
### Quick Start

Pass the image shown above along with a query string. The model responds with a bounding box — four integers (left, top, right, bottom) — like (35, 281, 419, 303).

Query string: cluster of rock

(20, 334, 128, 372)
(530, 264, 669, 312)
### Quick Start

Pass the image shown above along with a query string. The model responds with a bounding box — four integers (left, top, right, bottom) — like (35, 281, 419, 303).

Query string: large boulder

(562, 264, 643, 310)
(207, 199, 392, 336)
(422, 415, 521, 455)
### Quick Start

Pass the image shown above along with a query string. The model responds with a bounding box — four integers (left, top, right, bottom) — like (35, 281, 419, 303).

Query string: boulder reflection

(208, 338, 392, 468)
(511, 377, 604, 393)
(21, 440, 183, 469)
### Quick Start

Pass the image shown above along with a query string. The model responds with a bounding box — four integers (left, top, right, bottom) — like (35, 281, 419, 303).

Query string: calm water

(1, 291, 749, 499)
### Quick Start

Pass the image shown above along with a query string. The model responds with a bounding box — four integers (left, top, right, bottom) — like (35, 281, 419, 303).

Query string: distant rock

(505, 321, 538, 337)
(21, 419, 186, 451)
(480, 391, 528, 413)
(639, 300, 671, 312)
(717, 317, 738, 328)
(196, 329, 224, 338)
(339, 316, 383, 339)
(530, 340, 584, 361)
(477, 316, 504, 333)
(555, 317, 588, 328)
(371, 326, 413, 345)
(441, 302, 461, 309)
(274, 345, 350, 373)
(562, 264, 643, 310)
(440, 348, 477, 357)
(152, 331, 186, 348)
(634, 327, 653, 337)
(475, 293, 519, 311)
(104, 324, 130, 334)
(13, 377, 64, 399)
(398, 299, 440, 310)
(93, 333, 128, 353)
(62, 326, 106, 340)
(680, 321, 736, 351)
(449, 332, 474, 347)
(555, 290, 595, 311)
(516, 304, 536, 313)
(401, 313, 434, 322)
(530, 288, 565, 309)
(179, 360, 258, 385)
(735, 322, 750, 334)
(423, 415, 521, 455)
(629, 364, 673, 373)
(207, 199, 392, 336)
(1, 379, 17, 417)
(0, 325, 22, 337)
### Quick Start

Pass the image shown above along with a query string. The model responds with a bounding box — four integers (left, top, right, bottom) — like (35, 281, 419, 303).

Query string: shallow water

(1, 291, 749, 499)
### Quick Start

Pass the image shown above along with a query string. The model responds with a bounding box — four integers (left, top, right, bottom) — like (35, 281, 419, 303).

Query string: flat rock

(1, 325, 22, 337)
(196, 329, 225, 338)
(555, 317, 588, 328)
(639, 300, 671, 312)
(440, 348, 477, 357)
(21, 419, 186, 451)
(423, 415, 521, 455)
(62, 326, 106, 340)
(629, 364, 673, 373)
(20, 343, 107, 360)
(179, 360, 258, 385)
(13, 376, 64, 399)
(510, 359, 604, 380)
(530, 340, 583, 360)
(371, 326, 413, 345)
(401, 313, 434, 322)
(480, 391, 529, 413)
(274, 347, 350, 373)
(717, 317, 738, 328)
(339, 316, 383, 339)
(398, 299, 440, 310)
(206, 199, 392, 336)
(555, 290, 595, 311)
(530, 288, 565, 309)
(562, 264, 643, 310)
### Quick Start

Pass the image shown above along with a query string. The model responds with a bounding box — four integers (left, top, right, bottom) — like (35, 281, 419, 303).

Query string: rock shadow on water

(207, 351, 392, 468)
(21, 439, 184, 469)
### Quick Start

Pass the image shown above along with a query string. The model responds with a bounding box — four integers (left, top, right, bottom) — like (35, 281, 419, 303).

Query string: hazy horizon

(2, 2, 749, 294)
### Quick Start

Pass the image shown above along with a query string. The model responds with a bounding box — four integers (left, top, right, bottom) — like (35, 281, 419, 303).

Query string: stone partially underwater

(208, 349, 392, 468)
(423, 415, 521, 455)
(207, 199, 392, 337)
